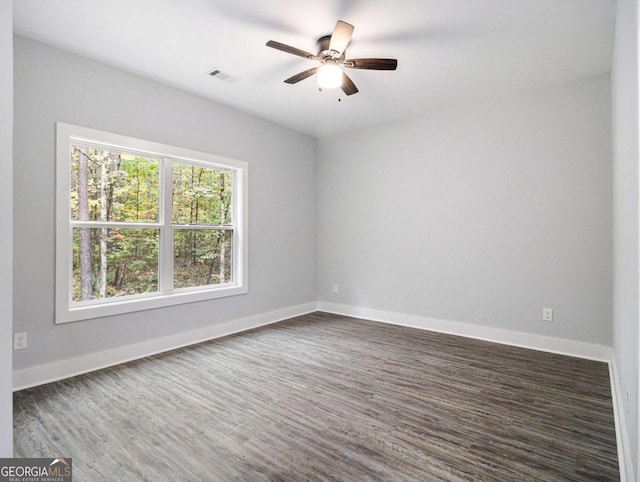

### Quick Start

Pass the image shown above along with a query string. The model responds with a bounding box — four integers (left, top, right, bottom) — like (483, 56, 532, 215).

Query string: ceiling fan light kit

(266, 20, 398, 96)
(317, 63, 343, 90)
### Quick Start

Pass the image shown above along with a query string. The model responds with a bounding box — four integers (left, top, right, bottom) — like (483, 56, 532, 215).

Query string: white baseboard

(610, 356, 634, 482)
(14, 300, 627, 476)
(15, 301, 613, 385)
(317, 302, 612, 362)
(13, 302, 318, 391)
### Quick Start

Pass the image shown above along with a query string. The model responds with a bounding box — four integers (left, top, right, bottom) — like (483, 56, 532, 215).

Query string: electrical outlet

(542, 308, 553, 322)
(13, 332, 27, 350)
(332, 284, 339, 294)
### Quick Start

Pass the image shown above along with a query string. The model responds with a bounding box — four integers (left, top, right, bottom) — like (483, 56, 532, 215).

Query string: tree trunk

(135, 164, 140, 221)
(78, 147, 93, 300)
(218, 171, 227, 282)
(207, 248, 215, 285)
(98, 155, 108, 298)
(190, 166, 196, 265)
(114, 263, 126, 290)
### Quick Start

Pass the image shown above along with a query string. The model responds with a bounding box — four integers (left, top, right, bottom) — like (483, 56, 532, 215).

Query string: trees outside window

(56, 123, 248, 323)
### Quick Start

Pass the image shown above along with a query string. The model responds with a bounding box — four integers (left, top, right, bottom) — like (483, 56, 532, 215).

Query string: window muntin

(56, 123, 248, 323)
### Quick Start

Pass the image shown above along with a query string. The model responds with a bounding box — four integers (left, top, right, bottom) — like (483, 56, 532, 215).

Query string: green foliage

(173, 229, 232, 289)
(70, 146, 234, 302)
(172, 163, 232, 225)
(72, 228, 159, 301)
(70, 147, 160, 222)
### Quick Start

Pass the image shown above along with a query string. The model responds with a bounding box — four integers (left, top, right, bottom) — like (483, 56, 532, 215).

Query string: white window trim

(55, 122, 248, 324)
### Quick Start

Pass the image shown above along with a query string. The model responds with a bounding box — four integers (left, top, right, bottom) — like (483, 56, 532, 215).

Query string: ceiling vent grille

(207, 68, 240, 83)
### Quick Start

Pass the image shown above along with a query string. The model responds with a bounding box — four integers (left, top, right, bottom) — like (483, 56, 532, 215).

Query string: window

(55, 123, 248, 323)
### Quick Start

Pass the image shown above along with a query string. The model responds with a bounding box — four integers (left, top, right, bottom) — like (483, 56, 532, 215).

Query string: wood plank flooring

(14, 312, 619, 481)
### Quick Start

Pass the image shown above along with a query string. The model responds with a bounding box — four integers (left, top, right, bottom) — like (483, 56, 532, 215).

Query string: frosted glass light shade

(317, 64, 343, 89)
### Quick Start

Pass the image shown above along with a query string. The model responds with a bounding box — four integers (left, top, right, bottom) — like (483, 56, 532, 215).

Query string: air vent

(207, 68, 240, 83)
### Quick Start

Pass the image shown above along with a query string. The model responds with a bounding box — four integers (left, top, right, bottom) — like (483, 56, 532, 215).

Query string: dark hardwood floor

(14, 312, 619, 481)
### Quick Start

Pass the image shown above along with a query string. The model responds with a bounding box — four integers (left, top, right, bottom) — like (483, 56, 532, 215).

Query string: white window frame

(55, 122, 248, 324)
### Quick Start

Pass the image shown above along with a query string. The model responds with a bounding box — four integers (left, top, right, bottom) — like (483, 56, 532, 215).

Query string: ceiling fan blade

(341, 72, 359, 96)
(345, 58, 398, 70)
(329, 20, 354, 56)
(284, 67, 320, 84)
(266, 40, 316, 60)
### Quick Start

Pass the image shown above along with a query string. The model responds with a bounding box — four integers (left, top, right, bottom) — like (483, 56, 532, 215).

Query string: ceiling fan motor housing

(317, 35, 345, 63)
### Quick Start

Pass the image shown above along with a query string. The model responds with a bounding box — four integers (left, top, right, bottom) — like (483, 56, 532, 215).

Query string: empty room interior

(1, 0, 640, 480)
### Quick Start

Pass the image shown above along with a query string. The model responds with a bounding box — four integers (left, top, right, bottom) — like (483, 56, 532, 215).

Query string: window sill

(56, 284, 248, 324)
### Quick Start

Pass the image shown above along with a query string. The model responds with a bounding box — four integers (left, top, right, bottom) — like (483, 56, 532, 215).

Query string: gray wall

(612, 0, 639, 477)
(13, 37, 317, 370)
(318, 74, 612, 345)
(12, 19, 633, 470)
(0, 0, 13, 457)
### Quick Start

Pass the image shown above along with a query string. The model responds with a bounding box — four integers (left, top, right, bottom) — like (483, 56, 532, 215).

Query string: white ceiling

(13, 0, 615, 139)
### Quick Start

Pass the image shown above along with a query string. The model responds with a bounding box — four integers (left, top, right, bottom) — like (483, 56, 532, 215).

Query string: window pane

(173, 229, 232, 288)
(70, 146, 160, 222)
(172, 163, 232, 225)
(72, 228, 159, 302)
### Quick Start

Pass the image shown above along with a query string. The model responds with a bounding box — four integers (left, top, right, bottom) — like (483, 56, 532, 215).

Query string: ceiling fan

(266, 20, 398, 96)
